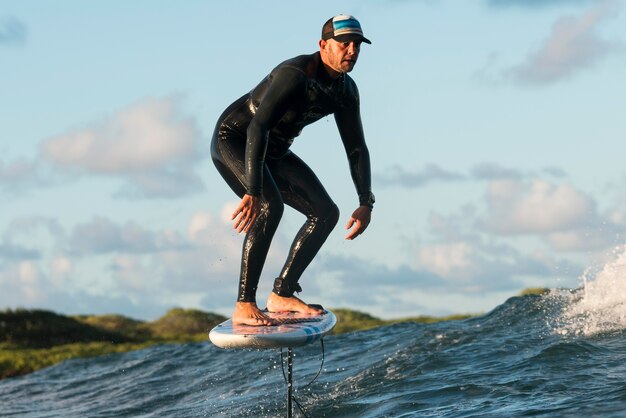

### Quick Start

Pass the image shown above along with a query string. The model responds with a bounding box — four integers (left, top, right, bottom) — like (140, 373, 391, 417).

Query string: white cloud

(0, 243, 40, 260)
(1, 216, 65, 260)
(68, 217, 179, 255)
(115, 168, 205, 199)
(0, 157, 50, 196)
(61, 211, 248, 295)
(608, 209, 626, 227)
(484, 179, 595, 235)
(2, 176, 613, 319)
(471, 162, 523, 180)
(0, 261, 44, 304)
(0, 205, 296, 316)
(508, 0, 623, 84)
(220, 201, 239, 224)
(417, 243, 475, 280)
(18, 260, 40, 285)
(43, 97, 199, 172)
(40, 96, 206, 198)
(109, 254, 155, 292)
(426, 177, 626, 256)
(547, 230, 609, 251)
(309, 244, 564, 316)
(0, 158, 36, 181)
(413, 238, 563, 292)
(376, 164, 465, 188)
(49, 256, 72, 287)
(377, 162, 569, 189)
(188, 211, 216, 240)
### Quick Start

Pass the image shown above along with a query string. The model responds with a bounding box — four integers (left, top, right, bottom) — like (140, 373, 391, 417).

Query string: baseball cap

(321, 15, 371, 45)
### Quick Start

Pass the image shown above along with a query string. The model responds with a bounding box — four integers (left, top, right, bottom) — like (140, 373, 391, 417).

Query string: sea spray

(555, 245, 626, 336)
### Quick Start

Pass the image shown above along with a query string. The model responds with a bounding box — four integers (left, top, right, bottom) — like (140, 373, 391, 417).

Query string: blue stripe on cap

(333, 16, 362, 32)
(334, 18, 361, 31)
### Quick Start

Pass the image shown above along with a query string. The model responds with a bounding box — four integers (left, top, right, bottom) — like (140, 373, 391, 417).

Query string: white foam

(555, 245, 626, 336)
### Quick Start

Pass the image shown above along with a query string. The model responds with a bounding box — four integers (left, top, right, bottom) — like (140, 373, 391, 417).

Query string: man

(211, 15, 375, 326)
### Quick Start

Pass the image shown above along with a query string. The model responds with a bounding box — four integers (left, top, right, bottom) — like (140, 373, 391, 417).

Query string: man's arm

(335, 103, 374, 207)
(335, 101, 374, 240)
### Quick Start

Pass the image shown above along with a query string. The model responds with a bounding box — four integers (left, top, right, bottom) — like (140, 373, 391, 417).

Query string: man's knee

(262, 197, 285, 227)
(320, 202, 340, 227)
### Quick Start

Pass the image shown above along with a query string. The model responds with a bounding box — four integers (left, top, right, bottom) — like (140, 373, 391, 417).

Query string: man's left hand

(345, 205, 372, 240)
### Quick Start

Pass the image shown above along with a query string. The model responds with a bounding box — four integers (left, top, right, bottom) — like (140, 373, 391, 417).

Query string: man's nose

(347, 42, 358, 54)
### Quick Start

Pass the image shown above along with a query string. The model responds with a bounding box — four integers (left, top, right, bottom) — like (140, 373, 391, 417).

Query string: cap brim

(334, 34, 372, 44)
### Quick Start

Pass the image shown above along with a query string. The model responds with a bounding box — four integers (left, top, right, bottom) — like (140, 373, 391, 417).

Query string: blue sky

(1, 0, 625, 320)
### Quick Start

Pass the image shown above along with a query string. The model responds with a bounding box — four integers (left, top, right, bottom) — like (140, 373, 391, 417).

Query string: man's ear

(318, 39, 327, 51)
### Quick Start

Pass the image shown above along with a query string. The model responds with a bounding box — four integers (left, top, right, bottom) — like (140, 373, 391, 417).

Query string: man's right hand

(345, 205, 372, 240)
(232, 194, 261, 234)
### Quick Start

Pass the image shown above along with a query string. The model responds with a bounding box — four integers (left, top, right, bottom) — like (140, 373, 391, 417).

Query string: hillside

(0, 288, 549, 379)
(0, 308, 226, 379)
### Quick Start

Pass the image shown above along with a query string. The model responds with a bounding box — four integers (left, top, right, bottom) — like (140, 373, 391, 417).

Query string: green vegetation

(147, 308, 226, 339)
(331, 309, 474, 335)
(1, 309, 131, 348)
(0, 341, 154, 379)
(331, 309, 387, 334)
(0, 308, 226, 379)
(517, 287, 550, 296)
(1, 290, 547, 380)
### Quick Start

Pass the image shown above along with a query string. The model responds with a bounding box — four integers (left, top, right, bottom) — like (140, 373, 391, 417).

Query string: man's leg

(265, 151, 339, 313)
(211, 128, 284, 325)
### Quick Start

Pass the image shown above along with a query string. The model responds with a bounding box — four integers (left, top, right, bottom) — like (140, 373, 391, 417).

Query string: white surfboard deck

(209, 309, 336, 349)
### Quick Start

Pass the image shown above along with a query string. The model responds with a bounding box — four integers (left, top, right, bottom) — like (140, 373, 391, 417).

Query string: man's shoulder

(272, 53, 319, 77)
(280, 53, 317, 67)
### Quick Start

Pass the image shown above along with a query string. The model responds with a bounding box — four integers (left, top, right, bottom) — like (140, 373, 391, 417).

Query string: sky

(1, 0, 625, 320)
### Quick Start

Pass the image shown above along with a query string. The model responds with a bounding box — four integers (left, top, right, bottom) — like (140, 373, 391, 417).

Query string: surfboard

(209, 309, 336, 349)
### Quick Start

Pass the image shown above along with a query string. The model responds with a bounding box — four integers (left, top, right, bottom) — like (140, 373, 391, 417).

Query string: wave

(4, 250, 626, 416)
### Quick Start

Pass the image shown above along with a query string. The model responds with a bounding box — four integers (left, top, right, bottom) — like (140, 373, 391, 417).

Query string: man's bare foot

(233, 302, 276, 326)
(266, 292, 324, 315)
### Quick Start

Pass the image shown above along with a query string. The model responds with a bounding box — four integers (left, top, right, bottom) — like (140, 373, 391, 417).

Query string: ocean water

(4, 255, 626, 417)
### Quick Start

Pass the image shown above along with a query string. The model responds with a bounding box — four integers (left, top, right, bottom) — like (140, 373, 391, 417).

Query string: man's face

(319, 38, 361, 76)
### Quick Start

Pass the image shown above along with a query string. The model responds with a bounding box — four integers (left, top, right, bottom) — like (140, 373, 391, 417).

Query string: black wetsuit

(211, 51, 373, 303)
